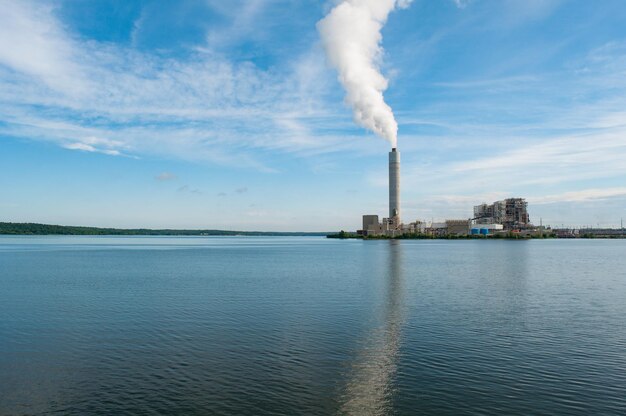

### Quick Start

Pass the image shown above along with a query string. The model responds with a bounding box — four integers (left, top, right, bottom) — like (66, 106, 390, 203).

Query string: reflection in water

(340, 241, 405, 415)
(472, 241, 530, 316)
(3, 238, 626, 415)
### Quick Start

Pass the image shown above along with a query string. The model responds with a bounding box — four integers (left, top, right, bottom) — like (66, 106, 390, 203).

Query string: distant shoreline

(0, 222, 328, 237)
(2, 223, 624, 239)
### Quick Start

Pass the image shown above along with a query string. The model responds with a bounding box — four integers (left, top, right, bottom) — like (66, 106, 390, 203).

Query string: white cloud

(0, 0, 350, 169)
(452, 0, 469, 9)
(0, 1, 87, 94)
(62, 142, 96, 152)
(204, 0, 272, 50)
(450, 131, 626, 178)
(529, 188, 626, 205)
(62, 142, 121, 156)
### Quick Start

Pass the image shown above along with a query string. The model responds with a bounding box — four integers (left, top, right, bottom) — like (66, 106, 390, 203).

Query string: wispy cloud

(529, 188, 626, 205)
(62, 142, 120, 156)
(177, 185, 202, 194)
(0, 2, 86, 93)
(59, 135, 127, 156)
(0, 0, 351, 170)
(155, 172, 178, 182)
(452, 0, 469, 9)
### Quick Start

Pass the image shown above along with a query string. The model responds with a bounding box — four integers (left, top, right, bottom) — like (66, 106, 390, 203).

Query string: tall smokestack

(389, 148, 400, 222)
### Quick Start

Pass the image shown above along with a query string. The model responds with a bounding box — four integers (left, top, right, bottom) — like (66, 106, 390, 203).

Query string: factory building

(419, 220, 471, 237)
(362, 215, 380, 234)
(446, 219, 471, 236)
(474, 198, 530, 230)
(357, 147, 533, 237)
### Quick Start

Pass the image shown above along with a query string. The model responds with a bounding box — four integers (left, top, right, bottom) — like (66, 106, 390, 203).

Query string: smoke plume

(317, 0, 411, 148)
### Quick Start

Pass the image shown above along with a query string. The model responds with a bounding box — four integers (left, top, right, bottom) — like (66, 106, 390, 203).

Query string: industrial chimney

(389, 148, 400, 225)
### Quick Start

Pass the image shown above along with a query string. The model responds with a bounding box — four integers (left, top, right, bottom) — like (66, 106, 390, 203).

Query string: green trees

(0, 222, 327, 236)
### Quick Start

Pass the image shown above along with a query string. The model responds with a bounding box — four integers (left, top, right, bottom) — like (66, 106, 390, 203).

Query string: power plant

(358, 147, 535, 237)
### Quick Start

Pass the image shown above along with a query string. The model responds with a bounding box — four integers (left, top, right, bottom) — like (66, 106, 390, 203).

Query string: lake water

(1, 236, 625, 415)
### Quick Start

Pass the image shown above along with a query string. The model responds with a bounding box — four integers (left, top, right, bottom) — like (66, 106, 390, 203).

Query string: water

(1, 236, 625, 415)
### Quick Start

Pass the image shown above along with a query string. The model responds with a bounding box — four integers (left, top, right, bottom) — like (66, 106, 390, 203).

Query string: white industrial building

(474, 198, 530, 230)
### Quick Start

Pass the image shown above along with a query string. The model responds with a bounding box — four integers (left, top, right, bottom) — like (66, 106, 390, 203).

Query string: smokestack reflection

(340, 241, 405, 415)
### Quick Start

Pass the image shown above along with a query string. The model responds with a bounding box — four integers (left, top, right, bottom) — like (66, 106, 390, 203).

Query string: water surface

(1, 236, 625, 415)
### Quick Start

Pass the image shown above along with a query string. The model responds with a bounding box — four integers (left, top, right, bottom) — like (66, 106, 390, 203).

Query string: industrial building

(446, 220, 471, 236)
(358, 147, 534, 237)
(473, 198, 530, 230)
(469, 223, 504, 236)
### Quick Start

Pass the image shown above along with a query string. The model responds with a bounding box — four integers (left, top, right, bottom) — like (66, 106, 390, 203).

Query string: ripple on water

(1, 237, 626, 415)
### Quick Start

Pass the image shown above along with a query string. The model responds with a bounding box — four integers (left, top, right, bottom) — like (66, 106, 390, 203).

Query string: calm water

(1, 236, 625, 415)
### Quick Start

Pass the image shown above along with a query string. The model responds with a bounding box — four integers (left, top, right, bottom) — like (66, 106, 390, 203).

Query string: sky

(1, 0, 626, 231)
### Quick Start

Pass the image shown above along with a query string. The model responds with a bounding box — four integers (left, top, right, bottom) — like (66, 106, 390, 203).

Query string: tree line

(0, 222, 327, 236)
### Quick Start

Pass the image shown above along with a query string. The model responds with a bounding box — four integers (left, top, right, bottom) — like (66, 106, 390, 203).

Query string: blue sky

(1, 0, 625, 231)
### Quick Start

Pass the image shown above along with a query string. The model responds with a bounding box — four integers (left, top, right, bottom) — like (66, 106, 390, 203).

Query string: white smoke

(317, 0, 412, 148)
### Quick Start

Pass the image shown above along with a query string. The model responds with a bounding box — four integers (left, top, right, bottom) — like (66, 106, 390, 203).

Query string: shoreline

(0, 222, 327, 237)
(326, 232, 626, 240)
